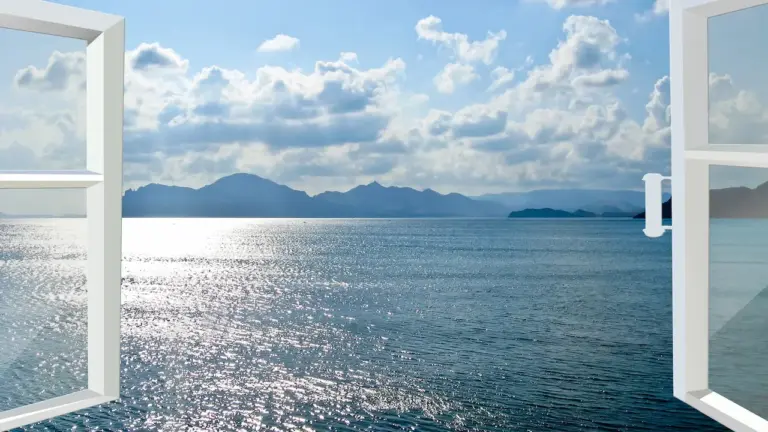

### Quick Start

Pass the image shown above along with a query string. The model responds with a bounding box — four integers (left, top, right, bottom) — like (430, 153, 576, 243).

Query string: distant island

(476, 189, 664, 215)
(121, 173, 650, 219)
(510, 208, 594, 218)
(633, 198, 672, 220)
(632, 185, 768, 219)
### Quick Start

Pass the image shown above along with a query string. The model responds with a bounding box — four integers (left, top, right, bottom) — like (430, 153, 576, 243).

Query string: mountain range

(709, 182, 768, 218)
(122, 173, 647, 218)
(633, 198, 672, 220)
(508, 208, 599, 218)
(123, 174, 513, 218)
(634, 181, 768, 219)
(634, 182, 768, 220)
(475, 189, 669, 214)
(11, 173, 768, 219)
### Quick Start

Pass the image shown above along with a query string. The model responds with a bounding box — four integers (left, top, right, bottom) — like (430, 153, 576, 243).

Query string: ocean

(0, 218, 729, 431)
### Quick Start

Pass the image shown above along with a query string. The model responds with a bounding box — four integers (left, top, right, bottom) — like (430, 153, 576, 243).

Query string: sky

(0, 0, 766, 215)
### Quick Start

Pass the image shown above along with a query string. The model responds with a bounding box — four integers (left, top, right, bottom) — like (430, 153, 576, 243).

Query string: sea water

(0, 218, 728, 431)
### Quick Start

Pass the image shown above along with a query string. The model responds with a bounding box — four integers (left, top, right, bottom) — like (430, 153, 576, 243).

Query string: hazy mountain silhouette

(315, 181, 507, 217)
(633, 180, 768, 219)
(121, 174, 768, 219)
(124, 174, 364, 217)
(633, 198, 671, 220)
(508, 208, 597, 218)
(634, 182, 768, 219)
(123, 174, 507, 218)
(477, 189, 669, 214)
(123, 175, 673, 219)
(709, 183, 768, 218)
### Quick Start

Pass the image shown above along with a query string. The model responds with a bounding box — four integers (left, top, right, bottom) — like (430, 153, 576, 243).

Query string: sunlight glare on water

(0, 219, 88, 413)
(3, 218, 726, 431)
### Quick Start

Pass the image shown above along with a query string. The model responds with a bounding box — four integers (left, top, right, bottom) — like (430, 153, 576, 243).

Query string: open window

(0, 1, 123, 430)
(643, 0, 768, 430)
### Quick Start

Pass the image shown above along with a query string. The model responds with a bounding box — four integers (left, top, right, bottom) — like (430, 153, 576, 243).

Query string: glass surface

(709, 165, 768, 418)
(0, 189, 87, 412)
(708, 5, 768, 145)
(0, 28, 86, 170)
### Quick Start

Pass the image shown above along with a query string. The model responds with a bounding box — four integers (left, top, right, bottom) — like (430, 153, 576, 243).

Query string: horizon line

(125, 172, 651, 197)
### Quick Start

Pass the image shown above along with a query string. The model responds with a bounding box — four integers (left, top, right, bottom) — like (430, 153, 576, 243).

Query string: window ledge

(684, 390, 768, 432)
(0, 390, 117, 431)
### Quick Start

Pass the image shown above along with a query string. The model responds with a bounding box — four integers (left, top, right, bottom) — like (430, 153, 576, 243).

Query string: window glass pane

(709, 165, 768, 417)
(0, 189, 87, 412)
(0, 28, 85, 170)
(708, 5, 768, 145)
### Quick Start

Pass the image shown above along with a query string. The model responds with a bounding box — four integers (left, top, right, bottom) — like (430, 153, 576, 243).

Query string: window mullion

(0, 170, 103, 189)
(686, 150, 768, 168)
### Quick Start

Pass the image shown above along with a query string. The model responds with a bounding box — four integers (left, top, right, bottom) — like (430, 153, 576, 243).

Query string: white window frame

(0, 1, 124, 430)
(670, 0, 768, 430)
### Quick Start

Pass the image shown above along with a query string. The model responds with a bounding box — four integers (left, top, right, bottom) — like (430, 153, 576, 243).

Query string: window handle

(642, 173, 672, 238)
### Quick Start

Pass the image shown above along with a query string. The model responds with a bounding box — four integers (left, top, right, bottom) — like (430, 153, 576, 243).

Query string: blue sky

(45, 0, 670, 121)
(3, 0, 766, 214)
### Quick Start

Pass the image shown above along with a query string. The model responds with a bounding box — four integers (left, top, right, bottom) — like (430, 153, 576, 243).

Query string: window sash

(672, 0, 768, 430)
(0, 1, 124, 430)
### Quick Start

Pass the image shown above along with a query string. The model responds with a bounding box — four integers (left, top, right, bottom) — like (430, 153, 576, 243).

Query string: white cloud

(415, 16, 507, 65)
(16, 12, 768, 199)
(14, 51, 85, 92)
(128, 42, 190, 71)
(653, 0, 670, 14)
(434, 63, 478, 94)
(488, 57, 533, 92)
(7, 42, 408, 192)
(489, 67, 516, 92)
(0, 108, 85, 172)
(636, 0, 669, 22)
(520, 15, 629, 93)
(2, 17, 653, 196)
(530, 0, 615, 9)
(257, 34, 301, 53)
(572, 68, 629, 87)
(642, 75, 670, 135)
(398, 13, 670, 192)
(340, 52, 358, 63)
(416, 16, 509, 98)
(452, 104, 509, 138)
(708, 73, 768, 144)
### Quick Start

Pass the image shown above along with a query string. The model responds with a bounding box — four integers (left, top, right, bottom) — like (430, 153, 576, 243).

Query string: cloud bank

(3, 10, 755, 199)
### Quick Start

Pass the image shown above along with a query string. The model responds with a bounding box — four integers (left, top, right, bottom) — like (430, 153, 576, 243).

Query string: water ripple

(0, 219, 726, 431)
